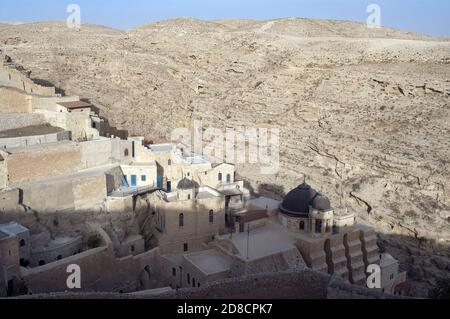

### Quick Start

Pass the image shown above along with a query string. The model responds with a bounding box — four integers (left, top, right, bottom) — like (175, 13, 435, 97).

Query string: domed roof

(312, 193, 331, 211)
(177, 178, 199, 190)
(279, 183, 318, 217)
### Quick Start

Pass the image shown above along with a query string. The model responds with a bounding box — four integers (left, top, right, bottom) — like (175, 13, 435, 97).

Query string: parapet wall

(0, 131, 70, 149)
(0, 61, 56, 96)
(21, 245, 163, 295)
(6, 142, 82, 186)
(0, 113, 46, 131)
(0, 87, 32, 114)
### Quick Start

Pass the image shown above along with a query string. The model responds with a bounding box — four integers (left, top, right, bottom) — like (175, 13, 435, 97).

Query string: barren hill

(1, 18, 449, 296)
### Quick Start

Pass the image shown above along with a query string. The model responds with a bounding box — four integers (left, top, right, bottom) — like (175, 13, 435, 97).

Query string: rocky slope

(1, 18, 449, 297)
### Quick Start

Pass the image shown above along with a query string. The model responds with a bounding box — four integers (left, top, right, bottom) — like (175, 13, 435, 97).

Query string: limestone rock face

(0, 18, 449, 297)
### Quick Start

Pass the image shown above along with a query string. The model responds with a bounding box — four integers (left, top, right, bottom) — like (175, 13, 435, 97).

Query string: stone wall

(80, 139, 114, 169)
(21, 246, 164, 294)
(150, 193, 225, 255)
(0, 113, 46, 131)
(20, 173, 107, 212)
(31, 236, 83, 267)
(6, 142, 82, 185)
(0, 189, 22, 215)
(0, 159, 7, 189)
(154, 269, 406, 300)
(0, 131, 70, 149)
(0, 87, 32, 114)
(0, 63, 55, 96)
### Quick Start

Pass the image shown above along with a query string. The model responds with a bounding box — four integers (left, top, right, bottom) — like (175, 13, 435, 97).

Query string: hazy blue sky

(0, 0, 449, 36)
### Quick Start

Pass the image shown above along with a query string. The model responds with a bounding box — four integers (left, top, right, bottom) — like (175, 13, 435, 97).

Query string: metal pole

(246, 224, 250, 260)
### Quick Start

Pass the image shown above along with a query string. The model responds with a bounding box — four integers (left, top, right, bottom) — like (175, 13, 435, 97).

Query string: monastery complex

(0, 54, 406, 298)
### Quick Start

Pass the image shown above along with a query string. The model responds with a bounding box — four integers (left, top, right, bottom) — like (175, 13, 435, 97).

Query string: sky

(0, 0, 449, 36)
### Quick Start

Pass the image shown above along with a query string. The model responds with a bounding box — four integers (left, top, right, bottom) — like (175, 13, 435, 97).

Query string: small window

(187, 172, 190, 177)
(192, 278, 196, 288)
(187, 194, 191, 200)
(390, 274, 395, 280)
(179, 213, 184, 227)
(141, 175, 147, 182)
(168, 159, 172, 166)
(57, 255, 62, 260)
(226, 174, 231, 183)
(131, 245, 135, 252)
(209, 210, 214, 224)
(198, 283, 200, 288)
(183, 243, 188, 252)
(124, 149, 129, 157)
(187, 273, 191, 284)
(299, 221, 305, 230)
(172, 268, 176, 277)
(19, 239, 26, 247)
(218, 173, 222, 181)
(39, 260, 45, 266)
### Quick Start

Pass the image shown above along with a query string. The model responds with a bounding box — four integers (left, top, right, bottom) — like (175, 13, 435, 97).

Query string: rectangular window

(315, 219, 322, 233)
(141, 175, 147, 182)
(183, 243, 188, 252)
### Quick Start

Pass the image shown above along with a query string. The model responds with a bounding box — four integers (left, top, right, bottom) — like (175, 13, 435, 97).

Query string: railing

(109, 184, 156, 198)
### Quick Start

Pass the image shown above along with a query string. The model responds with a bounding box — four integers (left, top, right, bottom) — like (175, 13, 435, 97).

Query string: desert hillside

(0, 18, 449, 296)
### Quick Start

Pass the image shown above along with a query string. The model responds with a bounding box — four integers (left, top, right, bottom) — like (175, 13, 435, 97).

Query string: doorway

(167, 181, 172, 193)
(130, 175, 137, 187)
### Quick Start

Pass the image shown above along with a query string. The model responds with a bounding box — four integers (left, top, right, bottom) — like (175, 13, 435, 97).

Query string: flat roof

(57, 101, 92, 109)
(0, 222, 29, 236)
(0, 125, 64, 138)
(228, 222, 298, 261)
(4, 140, 75, 154)
(220, 188, 243, 196)
(235, 209, 268, 223)
(0, 230, 11, 240)
(33, 236, 82, 253)
(149, 144, 175, 153)
(184, 249, 232, 275)
(249, 197, 281, 211)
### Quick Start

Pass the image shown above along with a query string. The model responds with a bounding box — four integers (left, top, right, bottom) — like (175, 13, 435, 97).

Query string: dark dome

(312, 193, 331, 211)
(279, 183, 318, 217)
(177, 178, 199, 190)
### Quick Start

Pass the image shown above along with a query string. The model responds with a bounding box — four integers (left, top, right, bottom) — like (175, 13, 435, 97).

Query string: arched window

(226, 174, 231, 183)
(218, 173, 222, 181)
(19, 239, 26, 247)
(124, 149, 129, 157)
(179, 213, 184, 227)
(209, 210, 214, 224)
(299, 221, 305, 230)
